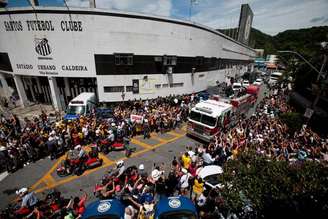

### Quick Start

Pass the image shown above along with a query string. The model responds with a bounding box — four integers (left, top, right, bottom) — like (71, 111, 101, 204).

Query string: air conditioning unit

(167, 66, 173, 74)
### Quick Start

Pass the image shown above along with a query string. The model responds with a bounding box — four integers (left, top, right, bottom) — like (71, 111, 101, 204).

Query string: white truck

(64, 92, 96, 120)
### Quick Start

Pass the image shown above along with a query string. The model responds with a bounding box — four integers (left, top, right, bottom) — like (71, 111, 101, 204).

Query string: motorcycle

(56, 146, 103, 177)
(97, 138, 111, 154)
(0, 190, 70, 219)
(97, 136, 136, 157)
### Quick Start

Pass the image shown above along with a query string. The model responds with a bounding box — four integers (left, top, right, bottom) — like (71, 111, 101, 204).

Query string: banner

(139, 78, 156, 94)
(130, 114, 144, 123)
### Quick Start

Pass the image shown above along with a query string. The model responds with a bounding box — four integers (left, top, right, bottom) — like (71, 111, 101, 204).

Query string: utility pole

(278, 43, 328, 120)
(312, 43, 328, 108)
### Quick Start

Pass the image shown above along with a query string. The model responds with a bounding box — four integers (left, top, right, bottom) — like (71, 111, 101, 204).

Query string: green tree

(219, 151, 328, 219)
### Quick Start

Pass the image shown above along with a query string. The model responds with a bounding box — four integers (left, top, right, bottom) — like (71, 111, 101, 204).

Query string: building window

(196, 56, 204, 65)
(126, 86, 133, 92)
(163, 56, 177, 66)
(162, 84, 169, 88)
(199, 74, 205, 78)
(115, 54, 133, 65)
(170, 83, 184, 88)
(155, 84, 161, 88)
(104, 86, 124, 93)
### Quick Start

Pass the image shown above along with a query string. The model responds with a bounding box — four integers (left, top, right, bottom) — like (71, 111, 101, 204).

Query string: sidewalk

(0, 103, 59, 120)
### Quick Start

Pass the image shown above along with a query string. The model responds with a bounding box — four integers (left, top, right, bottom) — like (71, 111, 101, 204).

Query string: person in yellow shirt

(181, 152, 191, 169)
(192, 177, 204, 201)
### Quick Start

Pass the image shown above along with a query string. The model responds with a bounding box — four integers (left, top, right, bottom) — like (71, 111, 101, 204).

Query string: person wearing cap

(75, 145, 85, 160)
(16, 187, 38, 212)
(47, 130, 59, 160)
(111, 122, 117, 137)
(107, 129, 115, 143)
(139, 164, 147, 178)
(150, 169, 161, 184)
(143, 119, 150, 139)
(179, 168, 191, 196)
(113, 160, 125, 179)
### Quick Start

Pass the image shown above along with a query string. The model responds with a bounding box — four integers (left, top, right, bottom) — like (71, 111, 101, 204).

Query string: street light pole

(278, 45, 328, 118)
(278, 50, 321, 75)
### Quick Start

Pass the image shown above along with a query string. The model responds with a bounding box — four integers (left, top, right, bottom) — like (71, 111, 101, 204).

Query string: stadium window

(126, 86, 133, 92)
(162, 84, 169, 88)
(114, 54, 133, 65)
(155, 84, 161, 88)
(104, 86, 124, 93)
(170, 83, 184, 88)
(163, 56, 177, 66)
(196, 56, 204, 65)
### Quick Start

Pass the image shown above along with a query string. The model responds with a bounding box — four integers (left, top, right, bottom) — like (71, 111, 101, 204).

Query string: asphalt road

(0, 84, 267, 209)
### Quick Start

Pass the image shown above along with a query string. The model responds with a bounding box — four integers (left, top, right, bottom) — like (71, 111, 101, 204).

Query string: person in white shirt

(179, 168, 191, 195)
(202, 150, 215, 165)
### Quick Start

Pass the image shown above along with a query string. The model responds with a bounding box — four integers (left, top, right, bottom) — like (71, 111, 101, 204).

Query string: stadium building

(0, 2, 255, 110)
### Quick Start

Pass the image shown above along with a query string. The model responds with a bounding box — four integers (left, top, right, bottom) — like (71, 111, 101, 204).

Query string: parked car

(96, 108, 114, 122)
(242, 80, 250, 87)
(232, 82, 242, 92)
(269, 72, 283, 85)
(253, 78, 263, 86)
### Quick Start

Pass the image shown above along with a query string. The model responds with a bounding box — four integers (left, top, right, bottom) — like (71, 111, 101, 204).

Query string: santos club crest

(35, 38, 52, 56)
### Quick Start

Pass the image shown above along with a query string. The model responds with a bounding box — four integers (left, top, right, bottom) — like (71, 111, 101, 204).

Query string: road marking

(98, 153, 114, 165)
(30, 155, 65, 190)
(0, 171, 8, 182)
(150, 133, 168, 143)
(31, 128, 186, 193)
(43, 174, 56, 187)
(130, 138, 153, 148)
(167, 130, 185, 138)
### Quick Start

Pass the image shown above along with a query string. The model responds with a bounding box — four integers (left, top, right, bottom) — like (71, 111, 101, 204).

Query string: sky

(5, 0, 328, 35)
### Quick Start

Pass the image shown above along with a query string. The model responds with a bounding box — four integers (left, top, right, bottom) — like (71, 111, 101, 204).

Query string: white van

(269, 72, 283, 85)
(64, 92, 96, 120)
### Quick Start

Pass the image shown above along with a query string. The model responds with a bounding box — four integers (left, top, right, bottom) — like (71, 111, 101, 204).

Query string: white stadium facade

(0, 4, 255, 110)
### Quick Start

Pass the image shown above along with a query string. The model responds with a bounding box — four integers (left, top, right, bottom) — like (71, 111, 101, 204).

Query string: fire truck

(187, 85, 259, 142)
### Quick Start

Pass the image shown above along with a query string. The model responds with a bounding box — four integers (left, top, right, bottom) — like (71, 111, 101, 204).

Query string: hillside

(218, 26, 328, 57)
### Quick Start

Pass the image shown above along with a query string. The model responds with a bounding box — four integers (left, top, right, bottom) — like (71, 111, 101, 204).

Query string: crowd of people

(1, 80, 328, 219)
(0, 94, 197, 173)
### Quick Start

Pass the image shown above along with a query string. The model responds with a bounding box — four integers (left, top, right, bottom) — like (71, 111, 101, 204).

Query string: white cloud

(252, 0, 328, 35)
(66, 0, 172, 17)
(190, 0, 328, 35)
(65, 0, 328, 35)
(66, 0, 89, 7)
